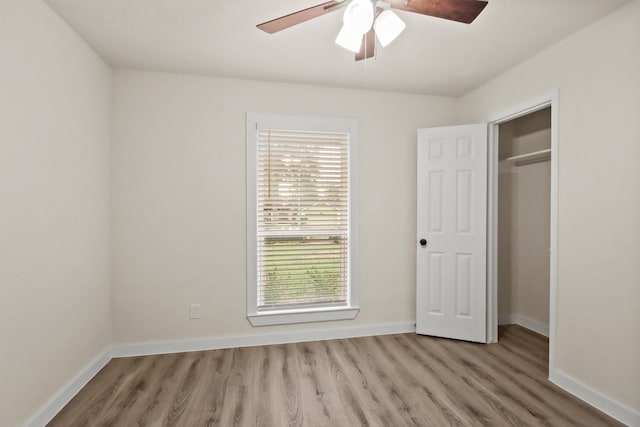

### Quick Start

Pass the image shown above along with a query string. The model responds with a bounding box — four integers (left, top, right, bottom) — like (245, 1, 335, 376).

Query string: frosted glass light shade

(335, 24, 364, 53)
(343, 0, 374, 35)
(374, 10, 406, 47)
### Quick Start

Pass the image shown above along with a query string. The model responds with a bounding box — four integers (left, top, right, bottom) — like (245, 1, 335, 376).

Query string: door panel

(428, 252, 444, 313)
(417, 124, 487, 343)
(428, 171, 443, 232)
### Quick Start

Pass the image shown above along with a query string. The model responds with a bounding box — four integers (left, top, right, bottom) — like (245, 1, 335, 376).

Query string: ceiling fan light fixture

(343, 0, 374, 35)
(335, 24, 364, 53)
(374, 10, 406, 47)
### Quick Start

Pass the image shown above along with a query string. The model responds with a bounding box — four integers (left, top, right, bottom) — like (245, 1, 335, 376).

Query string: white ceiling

(45, 0, 629, 96)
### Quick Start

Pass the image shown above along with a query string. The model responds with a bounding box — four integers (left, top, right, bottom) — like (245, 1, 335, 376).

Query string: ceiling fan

(257, 0, 488, 61)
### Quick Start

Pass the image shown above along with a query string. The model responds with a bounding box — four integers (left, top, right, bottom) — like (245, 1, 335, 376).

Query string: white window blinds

(256, 129, 350, 311)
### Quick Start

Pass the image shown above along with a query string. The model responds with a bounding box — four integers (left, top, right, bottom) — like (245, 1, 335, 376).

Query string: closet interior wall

(498, 107, 552, 334)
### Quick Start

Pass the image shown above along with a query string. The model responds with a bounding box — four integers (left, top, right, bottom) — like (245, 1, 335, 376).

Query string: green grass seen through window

(261, 238, 345, 307)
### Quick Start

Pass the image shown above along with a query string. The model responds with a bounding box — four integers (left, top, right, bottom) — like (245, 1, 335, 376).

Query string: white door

(416, 124, 487, 343)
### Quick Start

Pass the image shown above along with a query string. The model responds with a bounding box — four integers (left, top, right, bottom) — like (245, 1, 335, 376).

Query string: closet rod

(504, 148, 551, 166)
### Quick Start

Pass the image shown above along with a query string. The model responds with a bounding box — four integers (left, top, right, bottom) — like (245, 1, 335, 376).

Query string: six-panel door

(416, 124, 487, 343)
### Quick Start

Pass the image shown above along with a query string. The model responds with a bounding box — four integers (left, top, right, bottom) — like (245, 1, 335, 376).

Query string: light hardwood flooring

(48, 325, 623, 426)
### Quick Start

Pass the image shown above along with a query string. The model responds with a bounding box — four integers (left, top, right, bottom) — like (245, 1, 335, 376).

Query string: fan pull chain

(363, 34, 368, 88)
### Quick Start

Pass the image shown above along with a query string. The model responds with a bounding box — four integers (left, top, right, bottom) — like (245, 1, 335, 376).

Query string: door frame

(486, 90, 559, 374)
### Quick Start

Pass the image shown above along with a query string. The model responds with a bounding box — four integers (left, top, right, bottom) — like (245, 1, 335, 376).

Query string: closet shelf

(503, 148, 551, 166)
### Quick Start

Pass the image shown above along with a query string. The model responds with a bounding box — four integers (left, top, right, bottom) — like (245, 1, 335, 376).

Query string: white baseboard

(112, 322, 416, 358)
(498, 314, 637, 426)
(498, 313, 517, 325)
(514, 314, 549, 337)
(24, 348, 112, 427)
(25, 323, 414, 425)
(498, 313, 549, 337)
(27, 323, 638, 427)
(550, 370, 640, 427)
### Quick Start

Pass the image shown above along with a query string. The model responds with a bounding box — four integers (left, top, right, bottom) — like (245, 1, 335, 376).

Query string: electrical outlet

(189, 303, 201, 319)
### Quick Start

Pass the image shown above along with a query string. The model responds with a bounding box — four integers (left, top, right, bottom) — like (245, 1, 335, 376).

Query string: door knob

(420, 238, 427, 247)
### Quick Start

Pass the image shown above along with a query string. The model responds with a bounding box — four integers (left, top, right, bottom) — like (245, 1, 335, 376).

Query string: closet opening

(496, 106, 552, 346)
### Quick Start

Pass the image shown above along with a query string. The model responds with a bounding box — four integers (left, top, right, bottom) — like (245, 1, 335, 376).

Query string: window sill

(248, 306, 359, 327)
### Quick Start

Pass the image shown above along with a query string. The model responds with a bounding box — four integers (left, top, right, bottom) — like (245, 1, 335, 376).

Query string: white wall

(0, 1, 112, 426)
(458, 2, 640, 413)
(111, 69, 456, 344)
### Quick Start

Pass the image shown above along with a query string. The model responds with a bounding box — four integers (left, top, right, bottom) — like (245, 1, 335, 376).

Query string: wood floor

(48, 325, 623, 426)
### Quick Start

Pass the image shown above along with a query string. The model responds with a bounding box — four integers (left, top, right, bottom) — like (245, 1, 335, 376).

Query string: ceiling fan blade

(257, 1, 342, 34)
(387, 0, 488, 24)
(355, 28, 376, 61)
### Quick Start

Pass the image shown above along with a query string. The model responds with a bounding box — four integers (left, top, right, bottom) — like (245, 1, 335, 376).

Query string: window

(246, 114, 359, 326)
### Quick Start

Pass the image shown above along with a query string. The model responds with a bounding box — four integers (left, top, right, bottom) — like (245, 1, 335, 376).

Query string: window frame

(246, 113, 359, 326)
